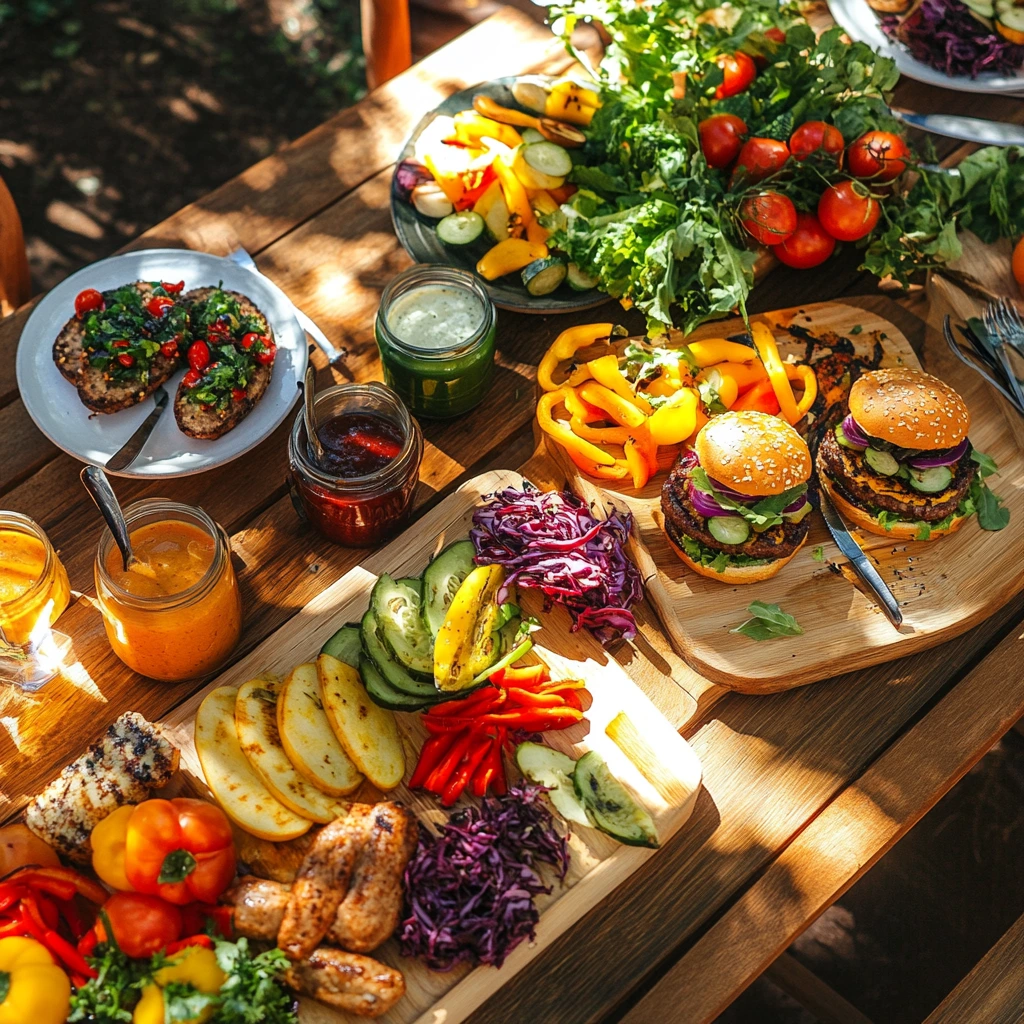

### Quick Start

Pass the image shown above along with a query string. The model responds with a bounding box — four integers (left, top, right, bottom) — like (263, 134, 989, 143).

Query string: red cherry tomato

(188, 340, 211, 372)
(231, 387, 247, 401)
(182, 369, 202, 388)
(161, 280, 185, 294)
(739, 191, 797, 246)
(847, 130, 909, 182)
(160, 341, 178, 359)
(111, 340, 130, 349)
(117, 353, 135, 368)
(75, 288, 104, 318)
(715, 52, 756, 99)
(789, 121, 844, 164)
(699, 113, 748, 170)
(145, 296, 175, 318)
(775, 212, 836, 269)
(96, 892, 182, 959)
(255, 342, 277, 366)
(730, 137, 790, 187)
(240, 332, 263, 350)
(765, 26, 786, 42)
(818, 180, 880, 241)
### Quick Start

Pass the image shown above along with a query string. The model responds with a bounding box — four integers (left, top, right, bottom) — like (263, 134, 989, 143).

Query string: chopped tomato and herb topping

(181, 344, 258, 409)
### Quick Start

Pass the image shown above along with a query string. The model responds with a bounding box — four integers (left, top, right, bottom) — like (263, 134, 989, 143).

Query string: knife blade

(227, 247, 344, 366)
(105, 386, 168, 473)
(818, 491, 904, 629)
(891, 108, 1024, 147)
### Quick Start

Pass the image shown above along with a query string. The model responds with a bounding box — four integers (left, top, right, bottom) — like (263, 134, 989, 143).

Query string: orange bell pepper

(578, 381, 647, 428)
(565, 447, 631, 481)
(586, 354, 653, 414)
(732, 376, 781, 414)
(786, 363, 818, 419)
(623, 436, 650, 489)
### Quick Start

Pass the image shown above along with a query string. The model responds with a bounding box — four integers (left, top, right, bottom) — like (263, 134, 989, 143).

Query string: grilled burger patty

(818, 427, 976, 523)
(661, 459, 810, 560)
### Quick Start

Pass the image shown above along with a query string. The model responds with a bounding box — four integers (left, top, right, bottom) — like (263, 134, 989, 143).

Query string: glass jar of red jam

(288, 382, 423, 547)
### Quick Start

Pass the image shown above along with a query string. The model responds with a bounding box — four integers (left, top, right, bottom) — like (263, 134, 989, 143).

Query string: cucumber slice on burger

(864, 447, 900, 476)
(907, 465, 953, 493)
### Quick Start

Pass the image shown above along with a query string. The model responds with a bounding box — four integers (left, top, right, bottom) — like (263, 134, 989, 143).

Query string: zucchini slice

(520, 127, 546, 145)
(371, 574, 434, 676)
(421, 539, 478, 638)
(483, 193, 511, 241)
(360, 655, 436, 712)
(523, 141, 573, 179)
(567, 263, 599, 291)
(436, 210, 485, 247)
(573, 750, 659, 848)
(319, 623, 363, 667)
(516, 742, 591, 826)
(522, 256, 567, 296)
(360, 608, 439, 698)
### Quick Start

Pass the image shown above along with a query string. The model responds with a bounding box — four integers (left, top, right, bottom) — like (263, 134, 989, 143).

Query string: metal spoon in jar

(80, 465, 137, 572)
(303, 364, 327, 465)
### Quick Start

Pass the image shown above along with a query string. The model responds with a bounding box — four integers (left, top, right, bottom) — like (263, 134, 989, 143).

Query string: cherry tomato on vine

(698, 113, 748, 170)
(75, 288, 104, 318)
(847, 130, 909, 181)
(817, 180, 880, 242)
(715, 52, 757, 99)
(188, 340, 211, 372)
(145, 295, 175, 318)
(739, 191, 797, 246)
(775, 212, 836, 269)
(730, 137, 790, 188)
(789, 121, 844, 164)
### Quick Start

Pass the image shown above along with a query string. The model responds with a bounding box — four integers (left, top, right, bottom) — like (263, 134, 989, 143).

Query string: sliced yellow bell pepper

(786, 362, 818, 419)
(531, 190, 559, 217)
(750, 321, 800, 424)
(537, 323, 617, 391)
(536, 389, 616, 466)
(623, 436, 650, 489)
(711, 360, 768, 390)
(134, 946, 226, 1024)
(647, 388, 699, 445)
(91, 804, 136, 891)
(578, 381, 647, 429)
(687, 339, 759, 367)
(551, 78, 601, 109)
(0, 937, 70, 1024)
(476, 238, 547, 280)
(447, 111, 523, 149)
(561, 386, 604, 422)
(698, 368, 739, 410)
(472, 178, 503, 218)
(526, 217, 549, 245)
(492, 153, 533, 238)
(565, 447, 631, 481)
(545, 88, 596, 126)
(570, 416, 630, 445)
(434, 565, 505, 691)
(642, 370, 679, 399)
(586, 354, 653, 414)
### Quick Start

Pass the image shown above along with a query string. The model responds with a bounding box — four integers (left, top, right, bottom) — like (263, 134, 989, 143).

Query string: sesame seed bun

(693, 410, 812, 497)
(819, 474, 969, 541)
(662, 529, 807, 583)
(848, 367, 969, 451)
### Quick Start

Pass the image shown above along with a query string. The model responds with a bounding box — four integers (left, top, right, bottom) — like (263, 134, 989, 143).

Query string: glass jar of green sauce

(375, 266, 496, 419)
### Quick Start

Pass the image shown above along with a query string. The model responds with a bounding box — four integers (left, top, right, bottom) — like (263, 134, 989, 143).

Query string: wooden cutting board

(159, 468, 703, 1024)
(554, 297, 1024, 694)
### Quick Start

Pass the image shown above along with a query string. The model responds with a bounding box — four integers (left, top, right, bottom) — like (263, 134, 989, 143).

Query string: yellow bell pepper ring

(750, 321, 801, 424)
(536, 390, 616, 466)
(577, 381, 647, 429)
(561, 386, 605, 423)
(91, 803, 136, 891)
(786, 363, 818, 419)
(536, 323, 618, 391)
(133, 946, 227, 1024)
(647, 388, 699, 446)
(565, 446, 631, 481)
(0, 936, 71, 1024)
(570, 416, 631, 445)
(586, 354, 653, 414)
(476, 238, 548, 281)
(687, 339, 758, 367)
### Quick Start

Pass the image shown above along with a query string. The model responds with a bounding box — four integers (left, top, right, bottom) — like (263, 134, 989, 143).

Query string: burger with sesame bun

(817, 367, 989, 541)
(660, 410, 813, 583)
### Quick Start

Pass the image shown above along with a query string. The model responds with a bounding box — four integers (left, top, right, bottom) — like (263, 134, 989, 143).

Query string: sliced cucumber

(567, 263, 599, 291)
(371, 574, 434, 676)
(361, 655, 436, 712)
(436, 210, 485, 247)
(707, 516, 750, 546)
(516, 742, 591, 826)
(360, 608, 440, 698)
(524, 141, 573, 179)
(573, 750, 659, 848)
(835, 423, 865, 451)
(483, 193, 510, 241)
(908, 465, 953, 493)
(522, 256, 567, 296)
(421, 539, 478, 638)
(512, 146, 564, 191)
(520, 127, 546, 145)
(319, 623, 363, 667)
(864, 447, 900, 476)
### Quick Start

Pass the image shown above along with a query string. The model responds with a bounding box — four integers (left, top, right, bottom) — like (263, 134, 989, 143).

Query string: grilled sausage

(283, 947, 405, 1018)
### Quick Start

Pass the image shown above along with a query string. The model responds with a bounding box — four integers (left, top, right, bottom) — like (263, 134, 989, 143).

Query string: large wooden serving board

(555, 298, 1024, 693)
(159, 468, 703, 1024)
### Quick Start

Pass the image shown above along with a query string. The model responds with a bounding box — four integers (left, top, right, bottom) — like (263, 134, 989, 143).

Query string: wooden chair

(360, 0, 412, 90)
(0, 174, 30, 317)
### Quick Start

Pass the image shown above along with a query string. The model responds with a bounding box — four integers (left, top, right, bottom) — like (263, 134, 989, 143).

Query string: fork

(982, 300, 1024, 411)
(943, 316, 1023, 414)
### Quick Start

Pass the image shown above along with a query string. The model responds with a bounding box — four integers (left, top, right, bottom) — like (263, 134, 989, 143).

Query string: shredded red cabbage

(881, 0, 1024, 79)
(399, 783, 570, 971)
(470, 485, 643, 644)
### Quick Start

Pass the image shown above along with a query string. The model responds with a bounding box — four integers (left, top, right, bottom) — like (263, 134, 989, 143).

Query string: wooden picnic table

(3, 10, 1024, 1022)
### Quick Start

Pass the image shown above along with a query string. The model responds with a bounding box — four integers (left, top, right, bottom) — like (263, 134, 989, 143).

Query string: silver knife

(818, 491, 904, 629)
(892, 108, 1024, 147)
(227, 247, 345, 366)
(105, 386, 168, 473)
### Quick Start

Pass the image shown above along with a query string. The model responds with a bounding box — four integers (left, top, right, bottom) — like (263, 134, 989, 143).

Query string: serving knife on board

(818, 491, 904, 630)
(104, 386, 168, 473)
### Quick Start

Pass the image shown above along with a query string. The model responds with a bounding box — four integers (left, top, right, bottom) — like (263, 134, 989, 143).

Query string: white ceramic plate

(16, 249, 307, 478)
(828, 0, 1024, 94)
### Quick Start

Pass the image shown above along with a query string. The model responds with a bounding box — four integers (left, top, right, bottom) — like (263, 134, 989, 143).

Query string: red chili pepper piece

(77, 928, 99, 957)
(425, 730, 475, 795)
(36, 894, 60, 930)
(44, 928, 98, 979)
(0, 916, 25, 938)
(56, 896, 85, 940)
(441, 736, 493, 807)
(19, 901, 48, 943)
(408, 731, 455, 789)
(8, 866, 108, 905)
(165, 934, 215, 955)
(347, 432, 402, 459)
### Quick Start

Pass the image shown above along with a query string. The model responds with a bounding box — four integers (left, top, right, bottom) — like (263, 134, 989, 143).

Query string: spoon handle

(304, 365, 326, 464)
(80, 466, 134, 572)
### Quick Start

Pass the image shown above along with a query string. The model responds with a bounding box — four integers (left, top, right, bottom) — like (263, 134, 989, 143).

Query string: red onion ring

(908, 437, 968, 468)
(687, 481, 740, 519)
(784, 494, 808, 513)
(841, 414, 873, 449)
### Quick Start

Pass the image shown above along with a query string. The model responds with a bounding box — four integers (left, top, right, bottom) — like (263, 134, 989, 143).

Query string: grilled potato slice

(195, 686, 311, 842)
(277, 662, 363, 797)
(317, 654, 405, 791)
(235, 675, 350, 823)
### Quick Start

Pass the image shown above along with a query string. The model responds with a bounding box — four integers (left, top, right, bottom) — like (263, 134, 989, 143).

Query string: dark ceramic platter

(390, 76, 613, 316)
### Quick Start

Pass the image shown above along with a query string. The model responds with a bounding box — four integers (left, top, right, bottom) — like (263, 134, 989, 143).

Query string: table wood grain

(3, 12, 1024, 1023)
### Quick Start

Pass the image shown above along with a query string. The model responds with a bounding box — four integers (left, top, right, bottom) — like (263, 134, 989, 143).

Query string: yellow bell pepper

(623, 436, 650, 489)
(711, 360, 768, 390)
(492, 153, 533, 238)
(537, 324, 617, 391)
(536, 389, 616, 466)
(476, 238, 547, 280)
(531, 190, 559, 217)
(0, 937, 70, 1024)
(434, 565, 505, 691)
(551, 78, 601, 109)
(565, 447, 631, 481)
(687, 405, 710, 444)
(472, 178, 503, 219)
(545, 87, 596, 126)
(786, 363, 818, 419)
(577, 381, 647, 429)
(447, 111, 522, 150)
(526, 217, 549, 245)
(91, 804, 136, 891)
(586, 354, 653, 414)
(562, 386, 605, 422)
(642, 370, 679, 399)
(647, 388, 699, 446)
(133, 946, 227, 1024)
(687, 339, 759, 367)
(570, 416, 631, 445)
(698, 368, 739, 410)
(750, 321, 800, 424)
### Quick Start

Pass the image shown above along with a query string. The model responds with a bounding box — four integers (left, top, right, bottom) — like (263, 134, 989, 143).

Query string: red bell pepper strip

(18, 902, 48, 943)
(5, 867, 106, 905)
(505, 687, 564, 708)
(497, 664, 550, 687)
(36, 893, 60, 930)
(470, 730, 507, 797)
(536, 678, 587, 692)
(165, 934, 215, 955)
(77, 928, 99, 957)
(0, 886, 25, 914)
(441, 736, 493, 808)
(56, 896, 85, 940)
(408, 732, 456, 789)
(428, 686, 503, 718)
(421, 715, 478, 734)
(0, 916, 25, 938)
(425, 730, 476, 795)
(45, 928, 98, 979)
(476, 708, 583, 727)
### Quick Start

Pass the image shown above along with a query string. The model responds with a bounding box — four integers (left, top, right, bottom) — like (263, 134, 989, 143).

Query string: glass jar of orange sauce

(0, 512, 71, 648)
(94, 499, 242, 682)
